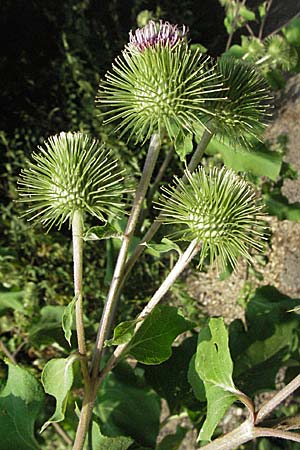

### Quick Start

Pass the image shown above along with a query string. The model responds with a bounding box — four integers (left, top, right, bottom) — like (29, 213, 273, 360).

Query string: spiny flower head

(97, 22, 222, 144)
(129, 20, 188, 52)
(18, 132, 126, 230)
(203, 56, 272, 149)
(157, 166, 266, 270)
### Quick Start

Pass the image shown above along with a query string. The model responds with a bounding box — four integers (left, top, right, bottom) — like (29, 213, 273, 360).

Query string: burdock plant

(14, 18, 300, 450)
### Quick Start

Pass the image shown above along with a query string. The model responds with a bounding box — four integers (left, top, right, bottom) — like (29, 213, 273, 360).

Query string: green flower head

(157, 166, 266, 270)
(96, 21, 222, 143)
(204, 56, 272, 148)
(18, 132, 126, 230)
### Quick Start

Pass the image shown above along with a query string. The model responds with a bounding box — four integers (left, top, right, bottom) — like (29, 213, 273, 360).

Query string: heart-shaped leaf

(126, 306, 193, 365)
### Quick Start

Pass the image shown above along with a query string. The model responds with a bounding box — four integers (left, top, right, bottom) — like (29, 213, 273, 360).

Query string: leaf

(0, 290, 24, 315)
(143, 238, 182, 258)
(41, 355, 77, 432)
(85, 421, 133, 450)
(156, 426, 188, 450)
(62, 295, 77, 346)
(126, 306, 193, 365)
(83, 223, 122, 241)
(144, 336, 199, 413)
(106, 319, 139, 346)
(193, 318, 240, 441)
(94, 365, 161, 448)
(206, 137, 282, 181)
(0, 362, 44, 450)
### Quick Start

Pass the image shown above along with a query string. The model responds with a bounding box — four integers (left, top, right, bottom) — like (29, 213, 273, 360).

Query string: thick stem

(121, 124, 215, 288)
(91, 133, 161, 380)
(98, 239, 201, 384)
(72, 385, 95, 450)
(255, 374, 300, 424)
(72, 211, 89, 382)
(72, 210, 92, 450)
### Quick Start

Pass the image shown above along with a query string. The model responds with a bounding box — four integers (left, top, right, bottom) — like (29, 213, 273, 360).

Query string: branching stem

(98, 238, 201, 384)
(91, 133, 161, 381)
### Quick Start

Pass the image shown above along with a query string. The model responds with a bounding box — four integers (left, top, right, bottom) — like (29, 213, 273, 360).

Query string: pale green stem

(255, 374, 300, 424)
(72, 210, 91, 450)
(200, 421, 255, 450)
(97, 239, 201, 385)
(72, 210, 89, 381)
(91, 133, 161, 381)
(121, 123, 215, 288)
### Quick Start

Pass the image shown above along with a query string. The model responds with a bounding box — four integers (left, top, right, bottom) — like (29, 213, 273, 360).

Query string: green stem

(98, 239, 201, 384)
(121, 123, 215, 289)
(72, 210, 89, 381)
(72, 210, 91, 450)
(91, 133, 161, 381)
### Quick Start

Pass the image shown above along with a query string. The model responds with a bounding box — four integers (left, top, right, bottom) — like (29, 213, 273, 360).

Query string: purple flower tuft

(129, 20, 189, 51)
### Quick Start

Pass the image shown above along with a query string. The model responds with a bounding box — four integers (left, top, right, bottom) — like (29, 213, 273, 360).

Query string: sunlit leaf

(193, 318, 241, 441)
(41, 355, 77, 431)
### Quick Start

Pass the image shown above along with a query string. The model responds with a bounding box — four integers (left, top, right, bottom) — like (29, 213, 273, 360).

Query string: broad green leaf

(126, 306, 193, 365)
(62, 295, 77, 346)
(41, 355, 77, 431)
(194, 318, 239, 441)
(94, 366, 161, 448)
(0, 362, 44, 450)
(156, 426, 188, 450)
(85, 421, 133, 450)
(83, 223, 122, 241)
(106, 319, 139, 346)
(143, 238, 182, 258)
(230, 286, 300, 396)
(144, 336, 199, 413)
(206, 137, 282, 181)
(0, 290, 24, 315)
